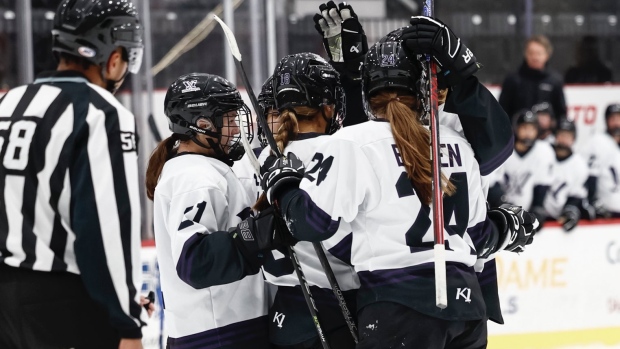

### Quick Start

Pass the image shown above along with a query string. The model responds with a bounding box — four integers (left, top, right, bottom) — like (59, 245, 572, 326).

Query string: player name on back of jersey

(392, 142, 463, 168)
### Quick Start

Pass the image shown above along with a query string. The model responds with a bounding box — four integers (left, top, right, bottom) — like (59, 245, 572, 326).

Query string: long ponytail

(370, 89, 455, 205)
(145, 135, 181, 200)
(254, 106, 320, 211)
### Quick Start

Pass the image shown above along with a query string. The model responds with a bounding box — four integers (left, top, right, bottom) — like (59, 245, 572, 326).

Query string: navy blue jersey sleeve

(445, 76, 514, 176)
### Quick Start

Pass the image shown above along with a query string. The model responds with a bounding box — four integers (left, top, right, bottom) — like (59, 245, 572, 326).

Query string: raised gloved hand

(488, 204, 538, 253)
(313, 1, 368, 79)
(230, 206, 298, 273)
(399, 16, 481, 86)
(559, 205, 580, 232)
(260, 152, 305, 205)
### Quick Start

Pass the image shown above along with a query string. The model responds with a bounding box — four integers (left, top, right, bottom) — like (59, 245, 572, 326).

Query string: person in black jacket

(565, 36, 613, 84)
(499, 35, 567, 121)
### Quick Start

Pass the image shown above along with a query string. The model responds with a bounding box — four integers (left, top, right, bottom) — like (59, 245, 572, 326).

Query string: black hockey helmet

(272, 52, 345, 134)
(257, 75, 276, 148)
(52, 0, 143, 75)
(164, 73, 252, 162)
(513, 109, 538, 128)
(362, 27, 426, 120)
(531, 102, 555, 119)
(605, 103, 620, 121)
(556, 118, 576, 135)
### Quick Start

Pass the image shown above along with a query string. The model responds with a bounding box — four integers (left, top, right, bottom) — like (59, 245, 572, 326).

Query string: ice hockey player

(531, 102, 556, 143)
(146, 73, 292, 349)
(544, 119, 593, 231)
(580, 103, 620, 218)
(260, 34, 538, 349)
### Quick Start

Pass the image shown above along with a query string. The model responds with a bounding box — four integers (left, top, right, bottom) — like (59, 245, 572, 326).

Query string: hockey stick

(423, 0, 448, 309)
(214, 15, 334, 348)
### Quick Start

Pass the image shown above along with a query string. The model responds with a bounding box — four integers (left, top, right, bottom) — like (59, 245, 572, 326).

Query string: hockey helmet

(164, 73, 252, 161)
(513, 109, 538, 128)
(531, 102, 555, 119)
(257, 75, 276, 148)
(362, 27, 426, 120)
(556, 118, 576, 135)
(605, 103, 620, 121)
(52, 0, 144, 75)
(272, 52, 345, 134)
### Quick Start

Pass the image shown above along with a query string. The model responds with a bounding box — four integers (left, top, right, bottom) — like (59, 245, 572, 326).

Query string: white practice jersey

(257, 135, 360, 291)
(544, 153, 589, 218)
(493, 141, 555, 210)
(153, 154, 268, 343)
(579, 133, 620, 213)
(293, 121, 489, 320)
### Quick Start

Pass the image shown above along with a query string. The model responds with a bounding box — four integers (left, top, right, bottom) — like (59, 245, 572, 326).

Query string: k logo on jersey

(182, 80, 200, 93)
(456, 287, 471, 303)
(273, 312, 285, 328)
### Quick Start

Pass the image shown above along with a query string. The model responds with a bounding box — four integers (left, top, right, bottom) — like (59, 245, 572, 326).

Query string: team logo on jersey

(273, 312, 286, 328)
(182, 80, 200, 93)
(280, 73, 291, 85)
(239, 221, 254, 241)
(380, 53, 396, 67)
(456, 287, 472, 303)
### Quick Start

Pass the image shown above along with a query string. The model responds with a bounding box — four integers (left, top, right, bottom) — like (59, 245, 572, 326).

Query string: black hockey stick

(214, 15, 334, 348)
(423, 0, 448, 309)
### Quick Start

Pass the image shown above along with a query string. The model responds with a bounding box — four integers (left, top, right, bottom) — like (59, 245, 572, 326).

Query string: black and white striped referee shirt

(0, 70, 145, 337)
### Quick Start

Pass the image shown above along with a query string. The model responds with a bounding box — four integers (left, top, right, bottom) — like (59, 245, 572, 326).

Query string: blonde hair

(526, 34, 553, 55)
(369, 89, 455, 204)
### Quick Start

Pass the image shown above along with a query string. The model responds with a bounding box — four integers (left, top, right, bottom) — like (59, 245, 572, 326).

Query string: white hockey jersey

(153, 154, 268, 347)
(290, 121, 489, 320)
(257, 135, 360, 292)
(232, 147, 262, 202)
(544, 153, 589, 218)
(493, 141, 555, 210)
(579, 133, 620, 214)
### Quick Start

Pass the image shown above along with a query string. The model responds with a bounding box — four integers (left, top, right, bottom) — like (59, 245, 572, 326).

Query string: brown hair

(369, 89, 455, 205)
(254, 106, 321, 211)
(526, 35, 553, 56)
(145, 135, 182, 200)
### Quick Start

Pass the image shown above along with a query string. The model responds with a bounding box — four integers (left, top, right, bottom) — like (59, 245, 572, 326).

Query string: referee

(0, 1, 146, 348)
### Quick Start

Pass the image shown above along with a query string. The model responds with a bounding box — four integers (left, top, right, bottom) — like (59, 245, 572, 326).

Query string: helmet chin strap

(101, 66, 130, 94)
(190, 135, 233, 166)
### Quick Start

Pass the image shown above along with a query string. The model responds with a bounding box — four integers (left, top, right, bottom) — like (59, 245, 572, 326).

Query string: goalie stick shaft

(215, 15, 355, 348)
(423, 0, 448, 309)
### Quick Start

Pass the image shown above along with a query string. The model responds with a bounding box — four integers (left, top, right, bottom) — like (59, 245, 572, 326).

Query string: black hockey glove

(487, 204, 538, 254)
(400, 16, 481, 86)
(260, 152, 305, 205)
(230, 206, 298, 273)
(313, 1, 368, 79)
(559, 205, 580, 232)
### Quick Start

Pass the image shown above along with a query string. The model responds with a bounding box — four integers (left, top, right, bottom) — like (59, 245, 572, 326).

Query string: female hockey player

(260, 35, 538, 349)
(544, 119, 593, 231)
(145, 73, 287, 349)
(232, 75, 279, 201)
(255, 52, 360, 349)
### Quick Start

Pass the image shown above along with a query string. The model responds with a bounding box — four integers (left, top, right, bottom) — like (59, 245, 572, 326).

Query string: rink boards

(140, 220, 620, 349)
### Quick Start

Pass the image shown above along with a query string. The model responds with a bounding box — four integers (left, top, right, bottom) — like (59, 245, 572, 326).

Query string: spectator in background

(532, 102, 556, 143)
(499, 35, 567, 122)
(565, 36, 613, 84)
(544, 119, 594, 232)
(580, 104, 620, 218)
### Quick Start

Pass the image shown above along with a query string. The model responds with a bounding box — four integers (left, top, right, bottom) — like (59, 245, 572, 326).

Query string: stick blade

(213, 15, 242, 62)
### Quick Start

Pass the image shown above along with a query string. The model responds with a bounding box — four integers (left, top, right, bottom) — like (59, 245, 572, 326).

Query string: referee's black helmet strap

(362, 27, 427, 122)
(52, 0, 144, 76)
(164, 73, 252, 162)
(272, 52, 346, 135)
